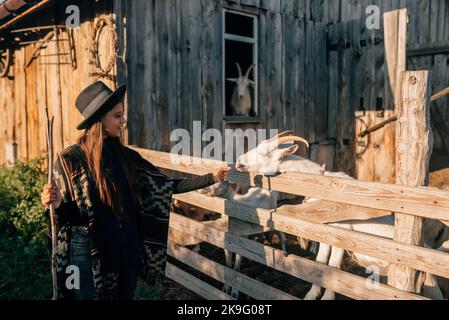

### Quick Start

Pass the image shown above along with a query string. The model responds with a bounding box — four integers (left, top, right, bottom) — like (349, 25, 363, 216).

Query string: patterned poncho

(49, 143, 214, 299)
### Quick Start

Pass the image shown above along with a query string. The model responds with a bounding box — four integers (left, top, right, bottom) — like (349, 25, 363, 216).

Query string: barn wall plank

(201, 0, 223, 142)
(15, 48, 28, 160)
(295, 18, 306, 154)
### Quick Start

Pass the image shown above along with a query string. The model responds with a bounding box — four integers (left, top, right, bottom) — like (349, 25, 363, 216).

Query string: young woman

(41, 81, 229, 300)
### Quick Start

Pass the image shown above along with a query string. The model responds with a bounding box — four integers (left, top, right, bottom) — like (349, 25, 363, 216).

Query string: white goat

(235, 130, 330, 252)
(301, 210, 449, 300)
(235, 131, 449, 300)
(227, 63, 255, 116)
(235, 130, 319, 176)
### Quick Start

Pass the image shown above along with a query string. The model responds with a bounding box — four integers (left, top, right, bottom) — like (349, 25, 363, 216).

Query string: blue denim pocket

(71, 226, 89, 243)
(70, 227, 91, 261)
(70, 227, 95, 300)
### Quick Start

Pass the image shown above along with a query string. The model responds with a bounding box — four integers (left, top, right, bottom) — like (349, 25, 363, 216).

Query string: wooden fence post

(355, 9, 407, 183)
(384, 9, 407, 104)
(387, 70, 433, 292)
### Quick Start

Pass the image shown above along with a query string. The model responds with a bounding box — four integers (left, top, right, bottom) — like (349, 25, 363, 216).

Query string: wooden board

(168, 216, 270, 246)
(169, 212, 427, 300)
(168, 240, 299, 300)
(14, 47, 28, 161)
(0, 64, 14, 164)
(166, 262, 235, 300)
(327, 23, 338, 141)
(276, 199, 391, 224)
(384, 9, 407, 104)
(247, 171, 449, 222)
(335, 22, 355, 176)
(355, 111, 376, 181)
(172, 192, 449, 280)
(174, 191, 391, 224)
(25, 44, 38, 159)
(201, 0, 223, 134)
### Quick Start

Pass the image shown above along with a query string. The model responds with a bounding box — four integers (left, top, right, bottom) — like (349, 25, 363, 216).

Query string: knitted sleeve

(172, 173, 215, 194)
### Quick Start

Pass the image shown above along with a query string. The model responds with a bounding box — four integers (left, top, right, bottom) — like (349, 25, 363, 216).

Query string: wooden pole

(357, 86, 449, 138)
(0, 0, 52, 31)
(45, 107, 57, 300)
(384, 9, 407, 105)
(358, 115, 398, 138)
(387, 70, 433, 292)
(431, 86, 449, 102)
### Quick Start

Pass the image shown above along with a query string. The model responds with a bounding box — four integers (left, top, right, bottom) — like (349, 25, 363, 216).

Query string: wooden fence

(131, 146, 449, 300)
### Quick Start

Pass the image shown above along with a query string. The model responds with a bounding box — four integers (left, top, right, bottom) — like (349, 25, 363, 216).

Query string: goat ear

(280, 145, 299, 159)
(226, 78, 238, 82)
(248, 80, 256, 87)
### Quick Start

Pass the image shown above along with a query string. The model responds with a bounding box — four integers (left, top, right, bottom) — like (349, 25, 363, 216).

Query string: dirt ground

(163, 150, 449, 300)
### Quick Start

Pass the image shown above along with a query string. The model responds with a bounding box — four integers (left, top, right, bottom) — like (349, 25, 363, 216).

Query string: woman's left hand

(212, 165, 230, 183)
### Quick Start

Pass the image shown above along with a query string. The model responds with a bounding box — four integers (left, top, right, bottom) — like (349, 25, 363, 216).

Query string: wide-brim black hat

(75, 81, 127, 130)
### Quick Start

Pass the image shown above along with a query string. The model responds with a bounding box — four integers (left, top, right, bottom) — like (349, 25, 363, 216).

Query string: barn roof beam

(0, 0, 52, 32)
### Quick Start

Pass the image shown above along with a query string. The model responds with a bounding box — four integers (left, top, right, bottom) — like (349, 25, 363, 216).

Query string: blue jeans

(70, 227, 95, 300)
(70, 226, 139, 300)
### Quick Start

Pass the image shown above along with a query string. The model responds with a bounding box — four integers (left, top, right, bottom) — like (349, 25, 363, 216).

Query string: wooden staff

(45, 107, 57, 300)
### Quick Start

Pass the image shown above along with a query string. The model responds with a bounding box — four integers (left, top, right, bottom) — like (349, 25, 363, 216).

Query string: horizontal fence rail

(169, 213, 426, 300)
(131, 146, 449, 223)
(167, 240, 300, 300)
(166, 262, 236, 300)
(173, 192, 449, 279)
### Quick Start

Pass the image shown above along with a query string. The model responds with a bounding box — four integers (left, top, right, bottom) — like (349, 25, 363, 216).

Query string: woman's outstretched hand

(212, 166, 230, 183)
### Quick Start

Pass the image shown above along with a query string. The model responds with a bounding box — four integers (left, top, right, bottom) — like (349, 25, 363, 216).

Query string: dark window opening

(223, 10, 258, 119)
(225, 11, 254, 38)
(225, 40, 256, 117)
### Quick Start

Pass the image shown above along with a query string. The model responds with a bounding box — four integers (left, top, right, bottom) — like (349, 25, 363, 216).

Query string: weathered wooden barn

(1, 0, 449, 301)
(0, 0, 448, 182)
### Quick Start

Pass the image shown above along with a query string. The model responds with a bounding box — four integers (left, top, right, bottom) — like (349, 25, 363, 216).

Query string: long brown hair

(77, 122, 138, 223)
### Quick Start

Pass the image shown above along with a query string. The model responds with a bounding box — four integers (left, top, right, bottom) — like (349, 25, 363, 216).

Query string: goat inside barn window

(223, 10, 258, 119)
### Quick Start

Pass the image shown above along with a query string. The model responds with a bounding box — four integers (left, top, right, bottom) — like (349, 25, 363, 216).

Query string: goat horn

(269, 130, 295, 141)
(278, 136, 309, 148)
(235, 63, 242, 78)
(245, 64, 255, 79)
